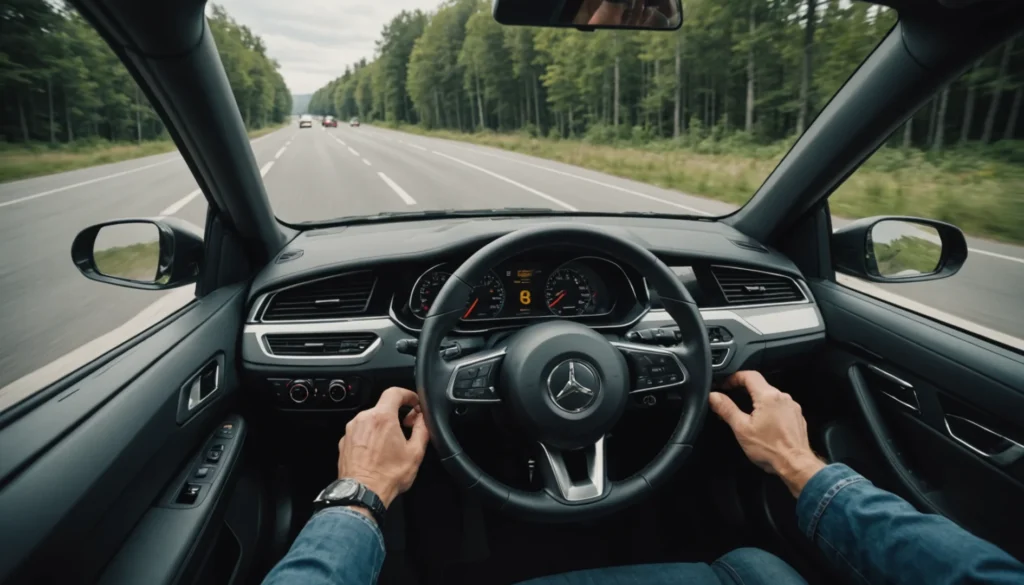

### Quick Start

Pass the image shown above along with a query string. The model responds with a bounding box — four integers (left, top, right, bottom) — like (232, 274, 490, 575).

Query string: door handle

(944, 414, 1024, 467)
(866, 365, 920, 413)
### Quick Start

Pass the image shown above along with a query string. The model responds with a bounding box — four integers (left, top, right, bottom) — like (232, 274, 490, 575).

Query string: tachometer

(462, 271, 505, 320)
(545, 268, 594, 316)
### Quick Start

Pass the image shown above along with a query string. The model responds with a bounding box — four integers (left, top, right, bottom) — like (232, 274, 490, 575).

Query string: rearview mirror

(832, 217, 968, 283)
(494, 0, 682, 30)
(71, 218, 204, 290)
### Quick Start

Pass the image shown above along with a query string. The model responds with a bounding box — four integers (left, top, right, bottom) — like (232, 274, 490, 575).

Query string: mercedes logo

(546, 359, 601, 413)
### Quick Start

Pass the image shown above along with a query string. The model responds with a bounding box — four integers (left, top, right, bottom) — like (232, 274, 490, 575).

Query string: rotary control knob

(328, 379, 348, 403)
(288, 380, 312, 404)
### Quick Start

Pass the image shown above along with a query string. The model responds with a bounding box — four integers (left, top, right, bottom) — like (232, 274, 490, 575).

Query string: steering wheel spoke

(538, 436, 607, 502)
(445, 348, 505, 403)
(610, 341, 689, 394)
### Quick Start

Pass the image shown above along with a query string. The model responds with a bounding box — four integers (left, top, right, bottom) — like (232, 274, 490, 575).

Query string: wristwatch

(313, 478, 387, 528)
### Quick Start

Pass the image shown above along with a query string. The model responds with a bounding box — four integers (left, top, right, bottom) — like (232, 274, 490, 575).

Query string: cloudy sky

(214, 0, 441, 95)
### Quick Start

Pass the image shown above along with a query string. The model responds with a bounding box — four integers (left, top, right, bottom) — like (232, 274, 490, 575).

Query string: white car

(298, 114, 313, 129)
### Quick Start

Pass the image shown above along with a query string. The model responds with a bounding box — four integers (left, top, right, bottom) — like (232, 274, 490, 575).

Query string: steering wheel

(415, 224, 711, 522)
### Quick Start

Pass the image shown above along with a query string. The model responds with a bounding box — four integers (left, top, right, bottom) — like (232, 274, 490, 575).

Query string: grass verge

(94, 241, 162, 282)
(393, 125, 1024, 246)
(0, 123, 287, 184)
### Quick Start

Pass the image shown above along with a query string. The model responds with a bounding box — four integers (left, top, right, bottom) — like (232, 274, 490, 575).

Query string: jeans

(262, 464, 1024, 585)
(516, 547, 805, 585)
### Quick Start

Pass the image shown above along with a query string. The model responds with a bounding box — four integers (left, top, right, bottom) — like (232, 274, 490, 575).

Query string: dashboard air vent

(264, 332, 379, 356)
(711, 266, 805, 306)
(262, 271, 375, 321)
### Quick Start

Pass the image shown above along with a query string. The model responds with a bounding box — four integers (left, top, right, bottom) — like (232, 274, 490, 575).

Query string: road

(1, 124, 1022, 403)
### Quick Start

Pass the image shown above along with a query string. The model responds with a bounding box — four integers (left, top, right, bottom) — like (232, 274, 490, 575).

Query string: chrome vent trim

(255, 270, 377, 322)
(710, 265, 807, 307)
(264, 332, 379, 357)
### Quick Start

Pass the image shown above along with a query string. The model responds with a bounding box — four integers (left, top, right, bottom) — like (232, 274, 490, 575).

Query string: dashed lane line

(378, 172, 416, 206)
(431, 150, 577, 211)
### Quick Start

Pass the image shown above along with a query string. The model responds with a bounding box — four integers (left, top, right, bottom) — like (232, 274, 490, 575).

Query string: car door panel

(811, 279, 1024, 558)
(0, 284, 250, 584)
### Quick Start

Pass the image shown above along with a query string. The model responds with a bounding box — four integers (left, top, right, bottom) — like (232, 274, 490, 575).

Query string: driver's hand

(709, 371, 825, 498)
(337, 387, 430, 508)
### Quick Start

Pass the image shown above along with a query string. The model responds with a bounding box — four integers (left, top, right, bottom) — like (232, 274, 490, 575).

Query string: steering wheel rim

(415, 224, 711, 522)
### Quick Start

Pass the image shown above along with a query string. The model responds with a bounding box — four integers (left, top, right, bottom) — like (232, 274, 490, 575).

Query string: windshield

(222, 0, 896, 224)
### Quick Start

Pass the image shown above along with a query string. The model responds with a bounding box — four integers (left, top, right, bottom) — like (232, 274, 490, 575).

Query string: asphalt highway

(1, 123, 1022, 400)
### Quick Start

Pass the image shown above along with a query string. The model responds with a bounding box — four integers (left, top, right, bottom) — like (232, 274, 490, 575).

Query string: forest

(307, 0, 1021, 150)
(0, 1, 292, 147)
(306, 0, 1023, 243)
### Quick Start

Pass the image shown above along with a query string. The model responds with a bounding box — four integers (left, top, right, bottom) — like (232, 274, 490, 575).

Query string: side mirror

(832, 216, 968, 283)
(494, 0, 682, 31)
(71, 218, 203, 290)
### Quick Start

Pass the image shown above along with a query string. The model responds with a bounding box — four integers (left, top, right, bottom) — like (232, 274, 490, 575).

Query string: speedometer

(462, 272, 505, 320)
(545, 268, 594, 316)
(412, 269, 505, 320)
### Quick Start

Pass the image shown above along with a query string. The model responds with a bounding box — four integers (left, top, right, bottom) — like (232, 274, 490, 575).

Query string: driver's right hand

(709, 371, 826, 498)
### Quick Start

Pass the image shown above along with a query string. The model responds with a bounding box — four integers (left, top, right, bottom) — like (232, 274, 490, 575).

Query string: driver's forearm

(796, 464, 1024, 585)
(262, 507, 385, 585)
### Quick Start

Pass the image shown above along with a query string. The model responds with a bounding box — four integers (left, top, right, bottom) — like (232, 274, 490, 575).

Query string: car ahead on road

(298, 114, 313, 128)
(4, 1, 1023, 584)
(350, 116, 360, 127)
(323, 116, 337, 128)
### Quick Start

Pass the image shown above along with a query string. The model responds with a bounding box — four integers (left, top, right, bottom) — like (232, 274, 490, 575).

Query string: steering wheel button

(477, 362, 492, 376)
(471, 377, 488, 388)
(456, 368, 478, 380)
(455, 379, 473, 390)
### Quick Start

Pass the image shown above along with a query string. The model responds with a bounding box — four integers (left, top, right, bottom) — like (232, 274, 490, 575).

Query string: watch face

(327, 479, 360, 500)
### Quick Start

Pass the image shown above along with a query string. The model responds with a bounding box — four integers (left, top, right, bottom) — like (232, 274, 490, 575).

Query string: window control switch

(178, 483, 201, 505)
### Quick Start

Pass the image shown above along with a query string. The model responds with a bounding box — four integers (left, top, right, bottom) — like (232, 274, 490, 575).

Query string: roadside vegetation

(93, 241, 162, 283)
(394, 124, 1024, 244)
(1, 2, 291, 182)
(0, 124, 286, 183)
(307, 0, 1023, 245)
(873, 235, 943, 276)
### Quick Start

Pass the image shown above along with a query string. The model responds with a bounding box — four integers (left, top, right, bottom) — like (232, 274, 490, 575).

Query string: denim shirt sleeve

(796, 463, 1024, 585)
(261, 507, 386, 585)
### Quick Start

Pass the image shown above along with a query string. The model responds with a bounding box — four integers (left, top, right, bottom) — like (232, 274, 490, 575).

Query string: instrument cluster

(393, 254, 646, 331)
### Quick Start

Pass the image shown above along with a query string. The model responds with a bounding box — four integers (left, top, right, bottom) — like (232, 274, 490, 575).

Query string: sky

(213, 0, 441, 95)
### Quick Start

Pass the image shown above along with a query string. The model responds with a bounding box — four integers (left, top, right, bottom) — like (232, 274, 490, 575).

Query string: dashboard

(240, 216, 826, 414)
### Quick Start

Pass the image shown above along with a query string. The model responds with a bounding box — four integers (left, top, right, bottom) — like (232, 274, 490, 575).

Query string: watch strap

(314, 479, 386, 528)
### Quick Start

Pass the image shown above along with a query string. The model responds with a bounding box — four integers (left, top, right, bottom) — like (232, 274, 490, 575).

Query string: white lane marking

(406, 142, 428, 152)
(274, 146, 287, 159)
(159, 188, 202, 217)
(423, 139, 712, 216)
(431, 150, 577, 211)
(260, 161, 275, 177)
(378, 172, 416, 205)
(2, 128, 288, 210)
(0, 159, 175, 209)
(0, 287, 195, 412)
(363, 158, 372, 166)
(334, 137, 347, 146)
(968, 248, 1024, 265)
(836, 274, 1024, 351)
(347, 147, 360, 157)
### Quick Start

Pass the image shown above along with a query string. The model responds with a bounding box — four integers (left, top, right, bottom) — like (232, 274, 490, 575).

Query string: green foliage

(0, 2, 290, 145)
(873, 236, 942, 277)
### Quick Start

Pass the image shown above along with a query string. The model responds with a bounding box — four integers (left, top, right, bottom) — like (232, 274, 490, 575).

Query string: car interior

(1, 0, 1023, 584)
